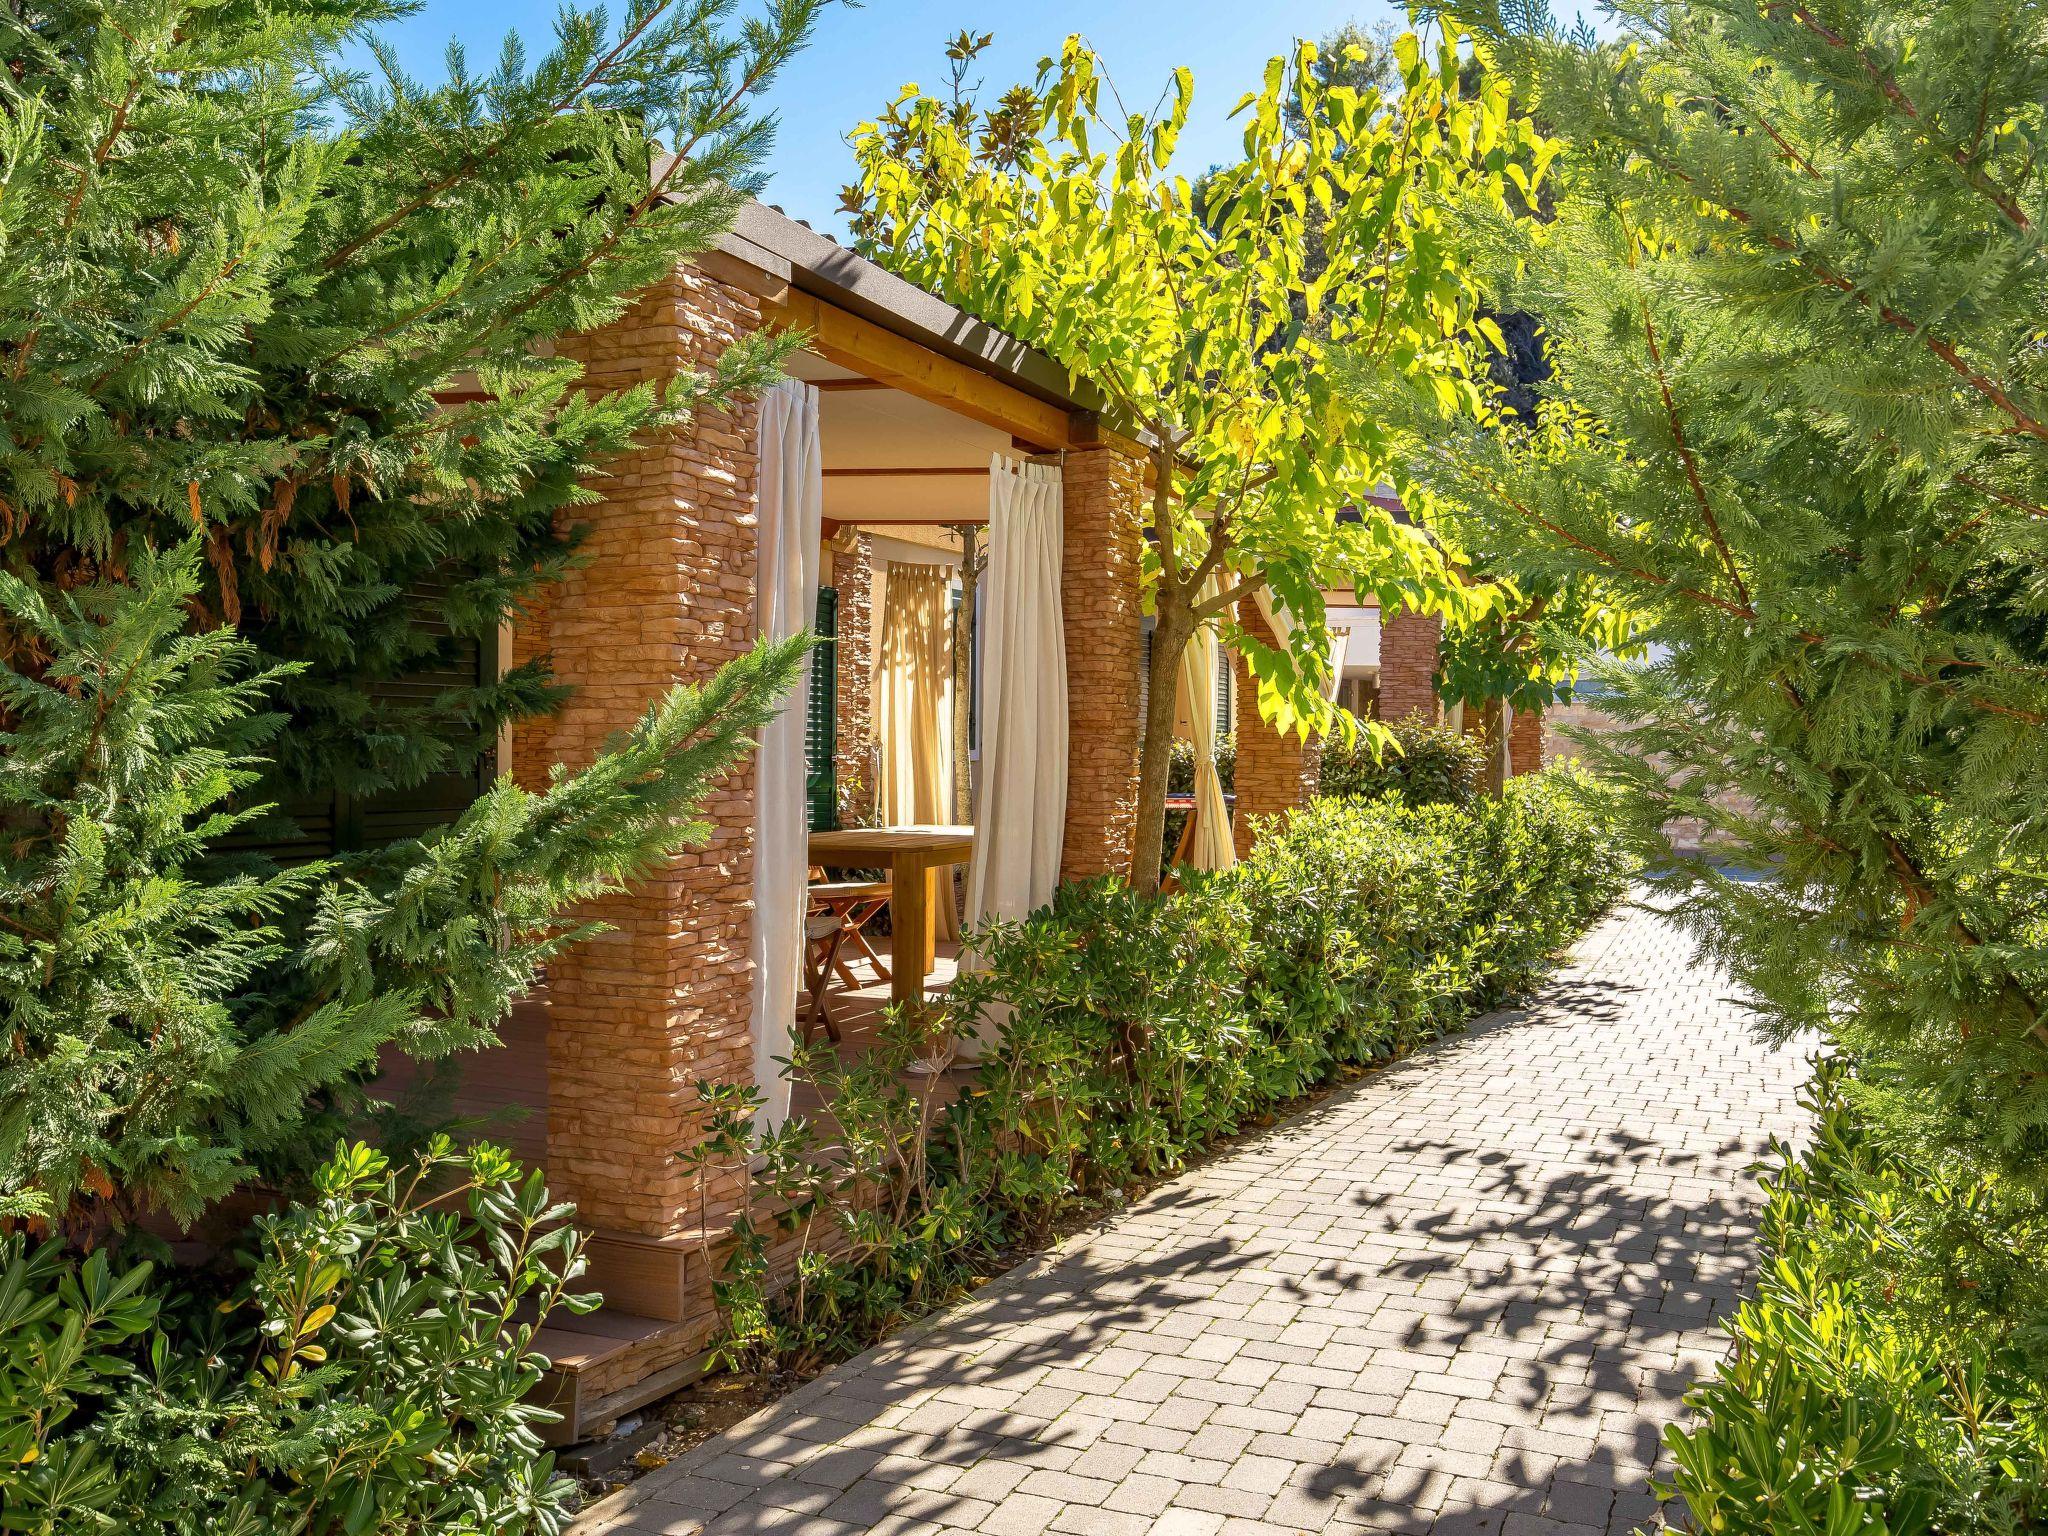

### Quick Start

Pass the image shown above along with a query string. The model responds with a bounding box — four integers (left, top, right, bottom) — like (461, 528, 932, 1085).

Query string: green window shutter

(1138, 620, 1154, 727)
(806, 587, 838, 832)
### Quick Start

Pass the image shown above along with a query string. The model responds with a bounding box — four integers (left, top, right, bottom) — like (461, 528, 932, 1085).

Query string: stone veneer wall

(1231, 598, 1319, 858)
(510, 264, 764, 1240)
(1378, 609, 1443, 724)
(1058, 445, 1145, 881)
(1508, 703, 1544, 776)
(831, 530, 875, 822)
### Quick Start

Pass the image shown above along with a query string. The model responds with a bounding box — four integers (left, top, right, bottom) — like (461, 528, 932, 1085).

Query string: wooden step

(531, 1305, 718, 1445)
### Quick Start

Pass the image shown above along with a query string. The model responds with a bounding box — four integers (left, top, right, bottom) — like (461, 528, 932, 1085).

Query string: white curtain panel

(1173, 581, 1237, 872)
(747, 378, 821, 1131)
(965, 454, 1068, 945)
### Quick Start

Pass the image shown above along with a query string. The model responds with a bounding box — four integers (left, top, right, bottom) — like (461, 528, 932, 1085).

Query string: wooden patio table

(806, 825, 974, 1011)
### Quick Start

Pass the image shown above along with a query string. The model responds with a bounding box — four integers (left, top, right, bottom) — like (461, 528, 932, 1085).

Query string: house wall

(1377, 609, 1443, 724)
(1509, 703, 1545, 776)
(831, 530, 875, 822)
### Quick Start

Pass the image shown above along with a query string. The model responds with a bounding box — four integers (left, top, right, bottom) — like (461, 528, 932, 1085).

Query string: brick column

(832, 531, 875, 821)
(513, 263, 764, 1245)
(1231, 598, 1318, 858)
(1058, 445, 1144, 881)
(1509, 703, 1545, 776)
(1378, 609, 1443, 724)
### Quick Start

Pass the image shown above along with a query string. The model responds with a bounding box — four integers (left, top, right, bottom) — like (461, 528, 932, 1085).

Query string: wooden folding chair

(806, 867, 893, 988)
(801, 909, 848, 1044)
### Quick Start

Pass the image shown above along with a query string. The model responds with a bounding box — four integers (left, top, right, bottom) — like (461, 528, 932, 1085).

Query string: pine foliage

(0, 0, 827, 800)
(1379, 0, 2048, 1186)
(0, 542, 805, 1230)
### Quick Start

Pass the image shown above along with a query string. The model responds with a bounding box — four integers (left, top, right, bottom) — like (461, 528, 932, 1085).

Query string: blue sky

(369, 0, 1604, 236)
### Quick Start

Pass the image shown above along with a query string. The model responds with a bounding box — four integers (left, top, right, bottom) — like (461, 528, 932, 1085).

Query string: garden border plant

(686, 766, 1632, 1376)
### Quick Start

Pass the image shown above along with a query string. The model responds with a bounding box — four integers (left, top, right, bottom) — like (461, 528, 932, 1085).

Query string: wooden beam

(824, 466, 987, 478)
(764, 289, 1075, 450)
(812, 377, 894, 392)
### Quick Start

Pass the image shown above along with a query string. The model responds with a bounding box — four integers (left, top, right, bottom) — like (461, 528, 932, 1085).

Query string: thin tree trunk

(1477, 695, 1509, 797)
(1132, 594, 1191, 895)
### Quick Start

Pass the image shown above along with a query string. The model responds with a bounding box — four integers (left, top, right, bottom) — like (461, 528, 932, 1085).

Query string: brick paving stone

(570, 897, 1803, 1535)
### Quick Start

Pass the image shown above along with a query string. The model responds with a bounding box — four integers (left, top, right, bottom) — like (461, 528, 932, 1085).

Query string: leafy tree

(0, 0, 826, 804)
(844, 31, 1556, 888)
(1379, 0, 2048, 1187)
(0, 542, 803, 1233)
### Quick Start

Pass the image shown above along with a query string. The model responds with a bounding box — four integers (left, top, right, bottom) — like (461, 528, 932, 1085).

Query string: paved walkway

(574, 896, 1806, 1536)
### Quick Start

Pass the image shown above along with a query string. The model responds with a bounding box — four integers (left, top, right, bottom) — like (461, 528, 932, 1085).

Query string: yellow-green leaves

(845, 28, 1555, 740)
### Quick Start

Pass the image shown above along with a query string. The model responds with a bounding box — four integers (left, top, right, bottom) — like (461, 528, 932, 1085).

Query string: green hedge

(1316, 718, 1487, 807)
(697, 765, 1633, 1367)
(1660, 1059, 2048, 1534)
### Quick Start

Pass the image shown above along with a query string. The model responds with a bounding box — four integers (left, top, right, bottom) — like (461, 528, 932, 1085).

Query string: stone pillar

(1231, 598, 1318, 858)
(1058, 444, 1145, 881)
(1378, 609, 1443, 724)
(832, 531, 875, 822)
(512, 262, 765, 1248)
(1509, 703, 1545, 776)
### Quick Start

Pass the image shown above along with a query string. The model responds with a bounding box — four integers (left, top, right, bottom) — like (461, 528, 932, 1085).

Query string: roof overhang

(717, 201, 1115, 427)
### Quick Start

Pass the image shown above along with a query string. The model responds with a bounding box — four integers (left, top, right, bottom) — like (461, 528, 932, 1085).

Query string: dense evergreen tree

(0, 0, 825, 1230)
(1375, 0, 2048, 1184)
(0, 0, 825, 802)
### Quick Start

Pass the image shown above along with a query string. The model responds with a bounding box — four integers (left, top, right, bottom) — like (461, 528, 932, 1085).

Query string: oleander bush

(1316, 718, 1488, 808)
(0, 1139, 594, 1536)
(1658, 1059, 2048, 1534)
(694, 766, 1631, 1369)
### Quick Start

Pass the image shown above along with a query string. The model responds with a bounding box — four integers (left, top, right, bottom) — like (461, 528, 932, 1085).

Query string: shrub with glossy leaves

(0, 1138, 594, 1536)
(1661, 1058, 2048, 1534)
(1316, 718, 1488, 807)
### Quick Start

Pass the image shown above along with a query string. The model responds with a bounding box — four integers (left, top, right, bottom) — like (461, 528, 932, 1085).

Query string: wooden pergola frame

(760, 288, 1143, 459)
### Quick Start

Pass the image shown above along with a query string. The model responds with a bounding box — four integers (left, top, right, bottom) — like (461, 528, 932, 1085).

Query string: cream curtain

(966, 456, 1068, 928)
(875, 561, 960, 941)
(1172, 581, 1235, 873)
(746, 379, 820, 1130)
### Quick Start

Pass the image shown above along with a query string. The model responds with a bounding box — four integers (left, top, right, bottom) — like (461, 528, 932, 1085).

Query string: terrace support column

(832, 530, 876, 823)
(1509, 703, 1545, 776)
(1378, 608, 1444, 724)
(1057, 443, 1145, 881)
(513, 260, 768, 1283)
(1231, 598, 1319, 858)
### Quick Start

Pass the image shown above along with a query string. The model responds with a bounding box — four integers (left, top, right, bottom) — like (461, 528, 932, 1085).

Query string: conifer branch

(1767, 1, 2034, 231)
(1644, 155, 2048, 441)
(319, 1, 683, 274)
(1955, 472, 2048, 521)
(1637, 297, 1752, 614)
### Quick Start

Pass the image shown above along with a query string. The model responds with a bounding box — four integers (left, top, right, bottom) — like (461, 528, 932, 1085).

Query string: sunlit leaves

(845, 28, 1559, 742)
